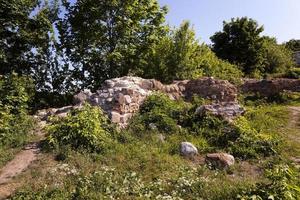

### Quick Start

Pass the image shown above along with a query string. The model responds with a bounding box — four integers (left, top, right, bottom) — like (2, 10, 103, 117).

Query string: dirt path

(0, 143, 40, 184)
(0, 122, 45, 199)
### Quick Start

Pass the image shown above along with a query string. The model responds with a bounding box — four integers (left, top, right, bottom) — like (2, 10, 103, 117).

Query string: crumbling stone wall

(241, 78, 300, 97)
(73, 76, 238, 127)
(183, 78, 238, 102)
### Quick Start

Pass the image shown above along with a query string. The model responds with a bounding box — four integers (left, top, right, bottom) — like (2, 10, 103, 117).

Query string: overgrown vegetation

(0, 0, 299, 199)
(46, 104, 114, 153)
(4, 91, 300, 199)
(0, 74, 35, 166)
(142, 21, 243, 84)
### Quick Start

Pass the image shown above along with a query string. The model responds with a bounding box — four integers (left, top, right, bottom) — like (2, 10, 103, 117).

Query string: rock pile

(73, 77, 186, 127)
(35, 106, 74, 121)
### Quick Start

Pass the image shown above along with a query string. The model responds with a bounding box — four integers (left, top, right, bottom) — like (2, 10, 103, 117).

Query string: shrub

(0, 74, 34, 148)
(198, 46, 243, 84)
(184, 111, 279, 159)
(128, 93, 190, 135)
(0, 111, 34, 148)
(228, 116, 279, 159)
(142, 21, 243, 84)
(46, 104, 114, 153)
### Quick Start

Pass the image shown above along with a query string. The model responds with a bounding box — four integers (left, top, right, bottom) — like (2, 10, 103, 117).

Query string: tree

(262, 37, 294, 74)
(58, 0, 168, 89)
(210, 17, 265, 76)
(167, 21, 203, 80)
(142, 21, 242, 83)
(0, 0, 55, 75)
(284, 39, 300, 52)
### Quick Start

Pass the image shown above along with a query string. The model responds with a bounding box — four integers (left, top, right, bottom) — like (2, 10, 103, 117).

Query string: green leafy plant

(128, 93, 190, 135)
(46, 104, 114, 153)
(0, 74, 34, 148)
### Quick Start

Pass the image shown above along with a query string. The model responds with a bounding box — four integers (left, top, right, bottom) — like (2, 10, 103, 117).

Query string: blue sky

(159, 0, 300, 44)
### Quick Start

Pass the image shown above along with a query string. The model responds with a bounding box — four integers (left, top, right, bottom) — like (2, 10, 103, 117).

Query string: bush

(262, 37, 294, 75)
(142, 21, 243, 84)
(128, 93, 190, 135)
(0, 111, 34, 148)
(184, 111, 279, 159)
(0, 74, 34, 148)
(46, 104, 114, 153)
(198, 46, 243, 84)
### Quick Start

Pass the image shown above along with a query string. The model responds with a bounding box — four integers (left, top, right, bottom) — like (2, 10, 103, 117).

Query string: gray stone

(180, 142, 198, 157)
(105, 80, 115, 88)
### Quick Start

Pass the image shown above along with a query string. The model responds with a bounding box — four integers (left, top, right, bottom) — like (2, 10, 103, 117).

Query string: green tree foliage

(0, 73, 34, 114)
(262, 37, 294, 74)
(211, 17, 296, 77)
(210, 17, 265, 76)
(285, 39, 300, 52)
(0, 0, 54, 75)
(0, 0, 70, 93)
(165, 22, 203, 81)
(46, 104, 114, 152)
(58, 0, 168, 89)
(143, 21, 242, 83)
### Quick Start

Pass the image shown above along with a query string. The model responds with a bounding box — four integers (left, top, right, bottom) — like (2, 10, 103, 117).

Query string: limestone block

(111, 112, 121, 123)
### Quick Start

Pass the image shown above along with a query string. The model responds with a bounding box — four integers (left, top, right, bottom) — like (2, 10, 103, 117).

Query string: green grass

(8, 95, 300, 199)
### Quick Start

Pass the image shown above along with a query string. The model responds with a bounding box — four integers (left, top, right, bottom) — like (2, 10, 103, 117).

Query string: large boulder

(180, 142, 198, 157)
(205, 153, 235, 170)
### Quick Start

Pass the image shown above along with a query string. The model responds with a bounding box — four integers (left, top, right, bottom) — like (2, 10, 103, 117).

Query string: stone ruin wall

(72, 76, 238, 127)
(37, 76, 300, 128)
(241, 78, 300, 97)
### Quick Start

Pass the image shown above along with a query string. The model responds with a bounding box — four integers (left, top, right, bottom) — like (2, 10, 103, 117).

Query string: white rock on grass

(180, 142, 198, 157)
